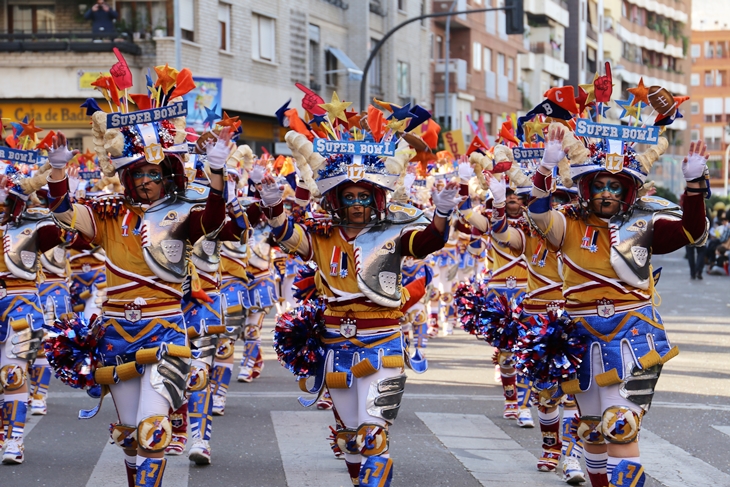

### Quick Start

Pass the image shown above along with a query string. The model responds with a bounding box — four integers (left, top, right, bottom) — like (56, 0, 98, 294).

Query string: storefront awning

(325, 47, 363, 81)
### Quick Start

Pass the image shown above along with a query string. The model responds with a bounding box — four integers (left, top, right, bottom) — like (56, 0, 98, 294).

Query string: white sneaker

(212, 395, 226, 416)
(31, 398, 47, 416)
(516, 408, 535, 428)
(2, 438, 24, 464)
(188, 439, 211, 465)
(562, 456, 586, 484)
(237, 365, 253, 383)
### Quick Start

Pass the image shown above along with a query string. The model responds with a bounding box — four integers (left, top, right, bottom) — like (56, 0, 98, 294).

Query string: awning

(326, 47, 363, 81)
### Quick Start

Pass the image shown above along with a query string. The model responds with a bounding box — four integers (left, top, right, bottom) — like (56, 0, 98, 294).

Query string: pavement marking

(270, 411, 351, 487)
(711, 425, 730, 437)
(25, 412, 43, 437)
(416, 412, 566, 486)
(85, 440, 190, 487)
(641, 429, 730, 487)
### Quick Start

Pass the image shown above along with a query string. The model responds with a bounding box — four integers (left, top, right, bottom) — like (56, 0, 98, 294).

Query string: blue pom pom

(44, 315, 104, 391)
(273, 299, 326, 378)
(455, 281, 526, 350)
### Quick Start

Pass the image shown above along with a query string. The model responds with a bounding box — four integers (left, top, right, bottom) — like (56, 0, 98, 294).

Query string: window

(483, 47, 493, 72)
(690, 44, 700, 58)
(704, 126, 723, 151)
(497, 53, 505, 76)
(9, 4, 55, 34)
(705, 71, 714, 87)
(690, 130, 699, 142)
(397, 61, 410, 97)
(705, 41, 714, 59)
(218, 3, 230, 51)
(691, 102, 699, 115)
(436, 35, 443, 59)
(473, 42, 482, 71)
(325, 50, 338, 87)
(180, 0, 195, 41)
(429, 33, 434, 60)
(308, 24, 320, 90)
(691, 73, 700, 86)
(485, 0, 495, 34)
(587, 47, 597, 74)
(507, 57, 514, 81)
(398, 0, 406, 12)
(117, 1, 167, 37)
(717, 43, 724, 58)
(718, 70, 726, 87)
(252, 14, 276, 62)
(420, 1, 426, 25)
(369, 38, 382, 93)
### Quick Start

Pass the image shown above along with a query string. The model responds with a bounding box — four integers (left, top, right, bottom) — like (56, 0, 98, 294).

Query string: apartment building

(430, 0, 523, 145)
(689, 30, 730, 191)
(0, 0, 431, 153)
(564, 0, 690, 155)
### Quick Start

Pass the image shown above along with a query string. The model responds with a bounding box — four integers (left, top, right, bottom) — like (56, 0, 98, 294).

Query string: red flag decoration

(110, 47, 133, 90)
(543, 86, 579, 114)
(367, 105, 386, 142)
(498, 121, 519, 145)
(37, 130, 57, 150)
(169, 68, 196, 99)
(466, 134, 489, 156)
(594, 62, 613, 103)
(284, 109, 313, 140)
(420, 119, 441, 149)
(129, 93, 152, 110)
(295, 82, 326, 116)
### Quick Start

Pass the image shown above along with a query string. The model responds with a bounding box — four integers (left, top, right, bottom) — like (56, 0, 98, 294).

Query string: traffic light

(505, 0, 524, 35)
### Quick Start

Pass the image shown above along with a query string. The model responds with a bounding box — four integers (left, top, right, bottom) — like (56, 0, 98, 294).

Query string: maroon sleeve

(246, 203, 262, 227)
(188, 191, 226, 242)
(653, 193, 707, 255)
(400, 220, 448, 259)
(37, 225, 63, 253)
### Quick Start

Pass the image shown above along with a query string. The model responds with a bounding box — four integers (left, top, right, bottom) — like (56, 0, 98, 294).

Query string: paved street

(3, 250, 729, 487)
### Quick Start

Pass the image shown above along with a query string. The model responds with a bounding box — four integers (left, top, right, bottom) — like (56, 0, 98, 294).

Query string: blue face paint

(341, 193, 373, 207)
(132, 170, 163, 182)
(590, 179, 624, 196)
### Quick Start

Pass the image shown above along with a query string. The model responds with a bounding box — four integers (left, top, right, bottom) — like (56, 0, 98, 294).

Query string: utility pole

(443, 1, 457, 130)
(358, 2, 524, 111)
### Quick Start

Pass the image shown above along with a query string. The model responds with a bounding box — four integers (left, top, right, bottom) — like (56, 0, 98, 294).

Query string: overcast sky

(693, 0, 730, 30)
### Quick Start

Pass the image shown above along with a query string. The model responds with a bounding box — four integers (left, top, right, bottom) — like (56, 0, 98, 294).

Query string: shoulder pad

(386, 202, 424, 223)
(635, 196, 680, 212)
(22, 207, 51, 221)
(180, 183, 209, 202)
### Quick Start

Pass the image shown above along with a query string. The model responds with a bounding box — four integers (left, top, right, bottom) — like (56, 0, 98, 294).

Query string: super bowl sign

(0, 147, 37, 164)
(513, 147, 545, 163)
(574, 119, 659, 145)
(314, 138, 395, 157)
(107, 101, 188, 128)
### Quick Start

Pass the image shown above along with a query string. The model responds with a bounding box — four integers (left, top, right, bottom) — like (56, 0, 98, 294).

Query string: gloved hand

(487, 174, 506, 205)
(539, 125, 566, 172)
(206, 137, 231, 170)
(682, 141, 709, 181)
(259, 176, 283, 207)
(432, 183, 462, 217)
(458, 162, 474, 182)
(48, 132, 77, 169)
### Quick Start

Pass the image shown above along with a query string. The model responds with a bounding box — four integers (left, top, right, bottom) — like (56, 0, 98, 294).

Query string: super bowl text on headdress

(0, 147, 38, 164)
(574, 119, 660, 145)
(513, 148, 545, 164)
(313, 138, 395, 157)
(107, 101, 188, 129)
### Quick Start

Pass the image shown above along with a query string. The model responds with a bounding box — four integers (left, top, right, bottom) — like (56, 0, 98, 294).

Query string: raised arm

(400, 181, 462, 258)
(259, 174, 312, 259)
(486, 173, 524, 251)
(528, 125, 567, 249)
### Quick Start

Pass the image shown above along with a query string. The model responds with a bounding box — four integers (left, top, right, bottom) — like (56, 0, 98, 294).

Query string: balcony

(435, 58, 468, 92)
(587, 24, 598, 42)
(524, 0, 570, 27)
(0, 32, 141, 55)
(432, 0, 470, 29)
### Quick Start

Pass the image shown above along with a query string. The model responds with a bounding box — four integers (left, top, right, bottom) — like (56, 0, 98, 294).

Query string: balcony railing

(0, 32, 141, 55)
(530, 42, 563, 61)
(587, 24, 598, 42)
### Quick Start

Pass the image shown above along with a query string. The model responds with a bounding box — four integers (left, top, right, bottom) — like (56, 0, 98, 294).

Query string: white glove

(259, 180, 283, 207)
(403, 173, 416, 192)
(205, 137, 230, 170)
(48, 145, 75, 170)
(249, 166, 265, 184)
(682, 152, 708, 181)
(458, 162, 474, 182)
(432, 186, 461, 217)
(539, 139, 564, 171)
(489, 176, 506, 205)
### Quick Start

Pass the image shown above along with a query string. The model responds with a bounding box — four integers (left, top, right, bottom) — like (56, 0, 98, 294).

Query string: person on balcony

(84, 0, 118, 37)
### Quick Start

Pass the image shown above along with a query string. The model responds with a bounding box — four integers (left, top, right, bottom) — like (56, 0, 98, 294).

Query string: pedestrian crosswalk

(15, 393, 730, 486)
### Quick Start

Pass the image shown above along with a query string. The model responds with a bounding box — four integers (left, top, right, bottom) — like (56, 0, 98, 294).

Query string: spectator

(84, 0, 117, 37)
(706, 216, 730, 275)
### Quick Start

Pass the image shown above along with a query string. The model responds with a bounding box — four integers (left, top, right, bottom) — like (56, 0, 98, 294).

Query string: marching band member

(528, 123, 708, 487)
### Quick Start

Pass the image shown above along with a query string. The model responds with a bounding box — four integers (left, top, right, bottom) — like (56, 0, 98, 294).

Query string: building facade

(0, 0, 431, 154)
(689, 29, 730, 193)
(431, 0, 523, 146)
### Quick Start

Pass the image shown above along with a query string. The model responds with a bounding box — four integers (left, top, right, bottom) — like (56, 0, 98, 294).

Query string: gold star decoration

(627, 78, 650, 106)
(579, 73, 598, 105)
(154, 64, 178, 93)
(523, 120, 549, 142)
(319, 92, 352, 123)
(18, 118, 43, 140)
(622, 104, 642, 120)
(387, 118, 408, 133)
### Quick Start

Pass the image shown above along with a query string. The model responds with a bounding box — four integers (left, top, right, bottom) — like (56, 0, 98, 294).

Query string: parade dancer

(474, 171, 585, 482)
(45, 70, 232, 487)
(269, 100, 460, 486)
(528, 122, 708, 487)
(0, 163, 66, 463)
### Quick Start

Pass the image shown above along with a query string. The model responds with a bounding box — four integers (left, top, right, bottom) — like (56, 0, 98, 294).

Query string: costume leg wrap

(585, 451, 609, 487)
(359, 455, 393, 487)
(135, 457, 167, 487)
(124, 457, 137, 487)
(562, 406, 583, 459)
(3, 395, 27, 440)
(239, 312, 263, 381)
(31, 358, 52, 401)
(609, 459, 645, 487)
(516, 374, 532, 408)
(211, 363, 232, 414)
(188, 385, 213, 442)
(536, 408, 561, 471)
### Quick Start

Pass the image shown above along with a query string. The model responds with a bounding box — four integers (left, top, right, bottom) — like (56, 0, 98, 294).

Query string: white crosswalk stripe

(85, 441, 191, 487)
(271, 411, 351, 487)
